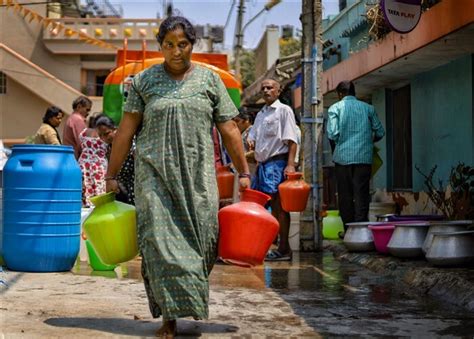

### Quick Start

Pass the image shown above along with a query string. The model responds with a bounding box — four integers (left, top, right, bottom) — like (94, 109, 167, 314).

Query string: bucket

(369, 202, 396, 222)
(3, 145, 82, 272)
(368, 224, 395, 254)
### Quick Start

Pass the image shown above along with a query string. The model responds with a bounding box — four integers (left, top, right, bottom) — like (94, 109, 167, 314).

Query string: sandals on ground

(265, 249, 292, 261)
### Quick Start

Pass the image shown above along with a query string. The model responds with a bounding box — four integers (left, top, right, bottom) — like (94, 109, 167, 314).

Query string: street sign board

(381, 0, 422, 34)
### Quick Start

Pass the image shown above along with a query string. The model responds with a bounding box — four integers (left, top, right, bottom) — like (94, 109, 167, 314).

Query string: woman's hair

(95, 115, 117, 130)
(156, 16, 196, 46)
(42, 106, 63, 123)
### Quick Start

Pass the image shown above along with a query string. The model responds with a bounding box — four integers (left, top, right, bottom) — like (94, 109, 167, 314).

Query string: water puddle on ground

(258, 252, 474, 337)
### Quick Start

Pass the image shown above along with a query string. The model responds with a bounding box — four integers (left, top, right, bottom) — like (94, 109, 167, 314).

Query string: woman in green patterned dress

(105, 16, 251, 337)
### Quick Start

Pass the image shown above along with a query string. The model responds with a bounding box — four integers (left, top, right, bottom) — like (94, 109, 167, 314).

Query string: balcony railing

(43, 18, 162, 41)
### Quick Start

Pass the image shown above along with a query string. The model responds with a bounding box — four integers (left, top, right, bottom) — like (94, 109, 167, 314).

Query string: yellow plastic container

(83, 192, 138, 265)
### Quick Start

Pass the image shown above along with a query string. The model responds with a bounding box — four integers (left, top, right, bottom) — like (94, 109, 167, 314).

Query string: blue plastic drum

(2, 145, 82, 272)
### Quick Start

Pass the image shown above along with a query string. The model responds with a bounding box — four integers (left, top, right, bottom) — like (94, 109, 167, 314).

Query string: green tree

(280, 37, 301, 58)
(237, 49, 256, 89)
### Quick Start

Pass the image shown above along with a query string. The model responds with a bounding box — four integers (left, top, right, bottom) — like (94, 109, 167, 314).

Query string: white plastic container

(289, 212, 300, 251)
(79, 207, 94, 262)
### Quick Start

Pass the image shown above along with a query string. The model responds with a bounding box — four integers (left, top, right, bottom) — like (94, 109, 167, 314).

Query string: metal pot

(343, 222, 378, 252)
(387, 222, 430, 258)
(376, 214, 397, 222)
(422, 220, 473, 254)
(425, 230, 474, 266)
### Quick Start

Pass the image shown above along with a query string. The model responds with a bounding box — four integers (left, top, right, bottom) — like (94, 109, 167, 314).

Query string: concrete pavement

(1, 252, 473, 337)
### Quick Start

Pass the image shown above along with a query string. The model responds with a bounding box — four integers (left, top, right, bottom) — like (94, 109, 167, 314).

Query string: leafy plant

(415, 163, 474, 220)
(279, 37, 301, 58)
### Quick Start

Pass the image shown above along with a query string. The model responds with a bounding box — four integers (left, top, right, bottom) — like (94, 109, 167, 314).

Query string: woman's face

(97, 125, 116, 144)
(49, 113, 63, 127)
(161, 28, 193, 73)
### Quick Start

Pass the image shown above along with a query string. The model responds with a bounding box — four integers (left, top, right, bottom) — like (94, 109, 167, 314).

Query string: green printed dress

(123, 64, 238, 320)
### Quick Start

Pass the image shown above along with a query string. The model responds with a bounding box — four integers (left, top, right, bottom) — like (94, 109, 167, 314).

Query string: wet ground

(65, 251, 474, 337)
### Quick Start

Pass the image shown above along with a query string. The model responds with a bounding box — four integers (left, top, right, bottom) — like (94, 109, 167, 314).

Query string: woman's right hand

(106, 179, 120, 193)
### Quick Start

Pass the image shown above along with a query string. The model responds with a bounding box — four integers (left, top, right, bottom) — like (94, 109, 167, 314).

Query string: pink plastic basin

(368, 224, 395, 254)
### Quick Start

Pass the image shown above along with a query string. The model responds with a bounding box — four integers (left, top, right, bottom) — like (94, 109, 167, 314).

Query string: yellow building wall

(0, 77, 54, 141)
(0, 2, 82, 92)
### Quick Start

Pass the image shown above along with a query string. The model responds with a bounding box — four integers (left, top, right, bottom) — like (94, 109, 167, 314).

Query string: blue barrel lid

(11, 145, 74, 153)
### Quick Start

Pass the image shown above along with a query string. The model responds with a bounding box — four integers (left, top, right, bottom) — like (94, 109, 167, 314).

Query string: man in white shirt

(248, 79, 299, 261)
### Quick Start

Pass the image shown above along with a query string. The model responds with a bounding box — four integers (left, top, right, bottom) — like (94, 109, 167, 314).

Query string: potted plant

(415, 163, 474, 221)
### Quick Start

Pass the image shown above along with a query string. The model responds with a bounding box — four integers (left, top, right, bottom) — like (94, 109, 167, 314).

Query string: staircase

(0, 43, 102, 114)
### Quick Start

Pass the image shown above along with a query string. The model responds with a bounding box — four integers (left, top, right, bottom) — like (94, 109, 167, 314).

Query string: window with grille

(0, 72, 6, 94)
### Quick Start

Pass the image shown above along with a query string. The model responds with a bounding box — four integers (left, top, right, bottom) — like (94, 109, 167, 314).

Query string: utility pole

(233, 0, 245, 81)
(300, 0, 323, 251)
(233, 0, 281, 81)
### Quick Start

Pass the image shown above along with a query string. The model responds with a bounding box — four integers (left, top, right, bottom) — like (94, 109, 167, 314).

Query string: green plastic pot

(86, 240, 116, 271)
(83, 192, 138, 265)
(322, 210, 344, 239)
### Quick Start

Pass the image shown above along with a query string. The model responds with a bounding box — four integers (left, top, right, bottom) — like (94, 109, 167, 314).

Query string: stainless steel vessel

(343, 222, 380, 252)
(425, 230, 474, 266)
(422, 220, 472, 254)
(387, 223, 430, 258)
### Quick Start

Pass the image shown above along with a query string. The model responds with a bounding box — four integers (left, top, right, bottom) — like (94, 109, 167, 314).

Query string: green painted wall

(371, 88, 388, 188)
(411, 54, 473, 191)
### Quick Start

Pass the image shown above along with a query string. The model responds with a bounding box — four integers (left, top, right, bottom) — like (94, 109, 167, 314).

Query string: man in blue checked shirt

(327, 81, 385, 232)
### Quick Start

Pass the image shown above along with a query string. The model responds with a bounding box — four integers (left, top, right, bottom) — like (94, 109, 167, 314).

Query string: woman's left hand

(238, 177, 251, 192)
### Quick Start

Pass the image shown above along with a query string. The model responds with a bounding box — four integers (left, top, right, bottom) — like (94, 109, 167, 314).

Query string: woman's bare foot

(155, 320, 177, 338)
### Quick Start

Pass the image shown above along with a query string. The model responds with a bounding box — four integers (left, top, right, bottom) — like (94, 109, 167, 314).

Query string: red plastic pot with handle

(278, 172, 311, 212)
(218, 189, 279, 267)
(216, 164, 234, 200)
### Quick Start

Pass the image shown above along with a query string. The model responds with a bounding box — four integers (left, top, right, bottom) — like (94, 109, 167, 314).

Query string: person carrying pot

(104, 16, 250, 338)
(247, 78, 299, 262)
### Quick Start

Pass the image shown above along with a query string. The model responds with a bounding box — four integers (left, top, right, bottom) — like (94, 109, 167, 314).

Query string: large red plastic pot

(218, 189, 279, 267)
(216, 165, 234, 200)
(278, 172, 311, 212)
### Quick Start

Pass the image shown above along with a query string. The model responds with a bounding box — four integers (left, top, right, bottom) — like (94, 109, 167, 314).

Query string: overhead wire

(224, 0, 235, 30)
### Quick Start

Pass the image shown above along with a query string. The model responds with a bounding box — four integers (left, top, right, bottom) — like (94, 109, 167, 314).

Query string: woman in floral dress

(78, 117, 108, 207)
(95, 115, 136, 205)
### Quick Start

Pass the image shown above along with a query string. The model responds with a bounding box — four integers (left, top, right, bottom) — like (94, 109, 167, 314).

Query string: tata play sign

(381, 0, 422, 33)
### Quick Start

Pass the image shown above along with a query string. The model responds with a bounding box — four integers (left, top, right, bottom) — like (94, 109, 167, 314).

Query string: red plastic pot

(368, 224, 395, 254)
(216, 165, 234, 200)
(218, 189, 279, 267)
(278, 172, 311, 212)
